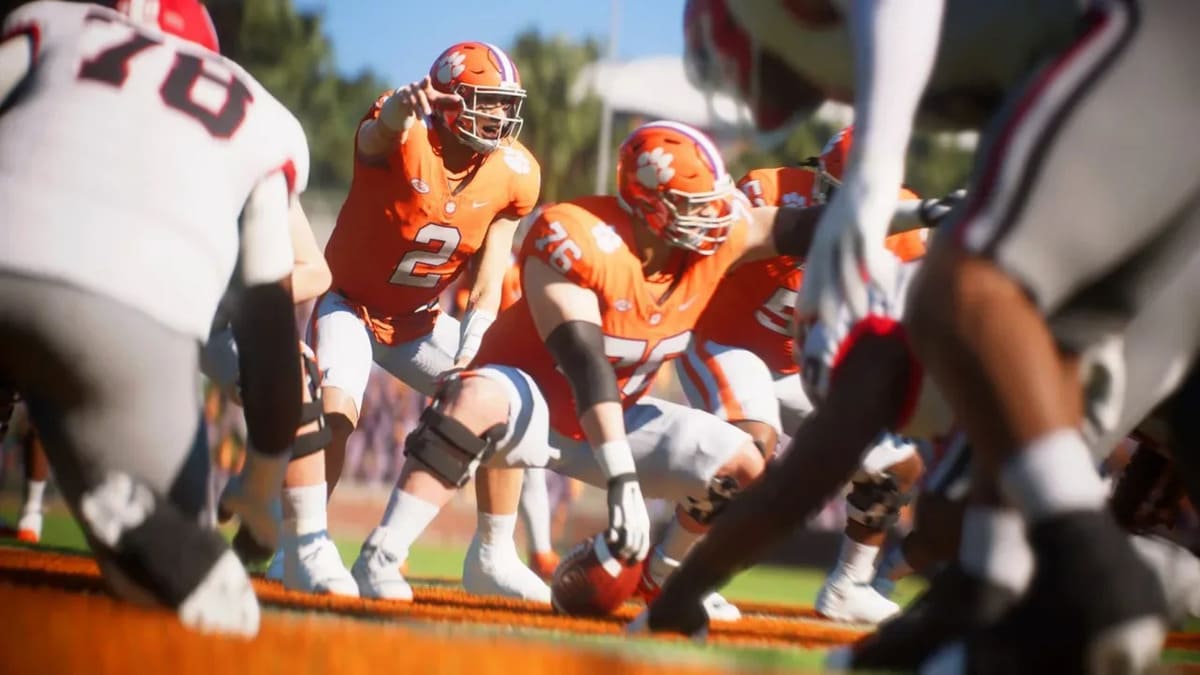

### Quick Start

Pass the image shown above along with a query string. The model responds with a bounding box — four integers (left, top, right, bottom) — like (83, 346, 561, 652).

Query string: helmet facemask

(654, 176, 737, 255)
(449, 84, 525, 154)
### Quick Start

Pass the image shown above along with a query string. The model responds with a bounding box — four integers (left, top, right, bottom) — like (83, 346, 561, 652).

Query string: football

(550, 532, 643, 617)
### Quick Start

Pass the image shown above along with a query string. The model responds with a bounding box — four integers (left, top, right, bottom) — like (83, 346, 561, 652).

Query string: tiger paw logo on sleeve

(503, 147, 532, 174)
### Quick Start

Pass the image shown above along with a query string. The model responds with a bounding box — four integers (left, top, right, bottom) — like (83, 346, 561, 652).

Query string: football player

(639, 228, 1200, 666)
(348, 120, 932, 614)
(0, 395, 51, 543)
(311, 41, 546, 600)
(0, 0, 309, 636)
(675, 126, 926, 624)
(680, 0, 1200, 669)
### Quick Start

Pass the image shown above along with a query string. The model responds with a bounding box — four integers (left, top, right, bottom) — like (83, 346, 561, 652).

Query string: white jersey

(0, 1, 309, 340)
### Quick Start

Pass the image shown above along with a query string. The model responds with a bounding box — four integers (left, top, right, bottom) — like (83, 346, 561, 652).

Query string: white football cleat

(16, 510, 42, 543)
(816, 577, 901, 625)
(462, 530, 551, 602)
(702, 591, 742, 622)
(283, 533, 358, 597)
(177, 549, 260, 638)
(351, 527, 413, 600)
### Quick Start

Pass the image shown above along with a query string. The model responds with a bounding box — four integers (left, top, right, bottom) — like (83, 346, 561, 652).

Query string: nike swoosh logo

(472, 200, 490, 209)
(678, 297, 697, 311)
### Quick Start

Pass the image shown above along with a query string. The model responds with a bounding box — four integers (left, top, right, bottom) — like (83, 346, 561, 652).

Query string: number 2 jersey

(0, 1, 309, 341)
(693, 166, 926, 375)
(472, 194, 753, 440)
(323, 95, 541, 345)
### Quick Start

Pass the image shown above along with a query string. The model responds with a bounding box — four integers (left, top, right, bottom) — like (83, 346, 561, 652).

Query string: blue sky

(293, 0, 686, 85)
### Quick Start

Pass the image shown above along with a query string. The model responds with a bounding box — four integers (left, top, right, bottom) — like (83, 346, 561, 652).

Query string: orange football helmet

(815, 125, 853, 203)
(114, 0, 219, 52)
(616, 121, 736, 255)
(428, 41, 525, 154)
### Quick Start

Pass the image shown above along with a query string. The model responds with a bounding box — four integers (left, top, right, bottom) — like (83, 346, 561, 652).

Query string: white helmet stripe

(482, 42, 517, 84)
(119, 0, 159, 25)
(642, 120, 727, 179)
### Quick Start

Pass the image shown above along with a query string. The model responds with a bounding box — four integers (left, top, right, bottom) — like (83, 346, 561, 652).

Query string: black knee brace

(846, 470, 914, 530)
(684, 474, 741, 525)
(80, 471, 230, 607)
(404, 406, 506, 488)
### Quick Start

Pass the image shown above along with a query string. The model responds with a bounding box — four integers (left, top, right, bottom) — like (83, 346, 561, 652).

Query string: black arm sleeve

(770, 204, 825, 257)
(231, 282, 302, 457)
(544, 320, 621, 414)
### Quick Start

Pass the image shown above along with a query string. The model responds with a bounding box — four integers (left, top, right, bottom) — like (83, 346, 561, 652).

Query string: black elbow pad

(771, 205, 823, 257)
(544, 320, 621, 413)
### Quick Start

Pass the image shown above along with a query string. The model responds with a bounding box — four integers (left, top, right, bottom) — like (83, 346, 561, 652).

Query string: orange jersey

(694, 168, 927, 375)
(737, 165, 821, 209)
(473, 195, 752, 439)
(324, 93, 541, 344)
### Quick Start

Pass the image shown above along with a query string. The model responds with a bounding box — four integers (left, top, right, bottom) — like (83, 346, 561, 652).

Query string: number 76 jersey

(0, 1, 309, 341)
(471, 194, 750, 440)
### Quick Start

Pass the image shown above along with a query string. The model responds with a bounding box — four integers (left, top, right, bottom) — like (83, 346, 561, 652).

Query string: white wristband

(455, 309, 496, 365)
(596, 439, 637, 481)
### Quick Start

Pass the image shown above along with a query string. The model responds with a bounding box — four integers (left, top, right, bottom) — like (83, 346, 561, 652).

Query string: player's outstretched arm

(220, 171, 305, 553)
(524, 257, 651, 563)
(736, 200, 932, 263)
(643, 327, 914, 636)
(798, 0, 945, 323)
(454, 216, 520, 367)
(233, 172, 303, 457)
(357, 76, 464, 162)
(288, 200, 331, 304)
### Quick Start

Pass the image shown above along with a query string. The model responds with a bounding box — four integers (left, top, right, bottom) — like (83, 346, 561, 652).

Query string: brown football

(550, 533, 642, 617)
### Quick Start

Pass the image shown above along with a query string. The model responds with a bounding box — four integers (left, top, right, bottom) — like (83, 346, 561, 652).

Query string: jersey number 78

(77, 9, 252, 139)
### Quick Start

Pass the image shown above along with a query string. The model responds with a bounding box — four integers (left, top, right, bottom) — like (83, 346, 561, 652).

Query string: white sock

(464, 510, 549, 601)
(958, 505, 1033, 595)
(282, 483, 326, 539)
(649, 517, 703, 586)
(477, 511, 518, 548)
(831, 536, 880, 586)
(377, 489, 441, 561)
(1000, 428, 1106, 523)
(519, 468, 553, 554)
(22, 479, 46, 515)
